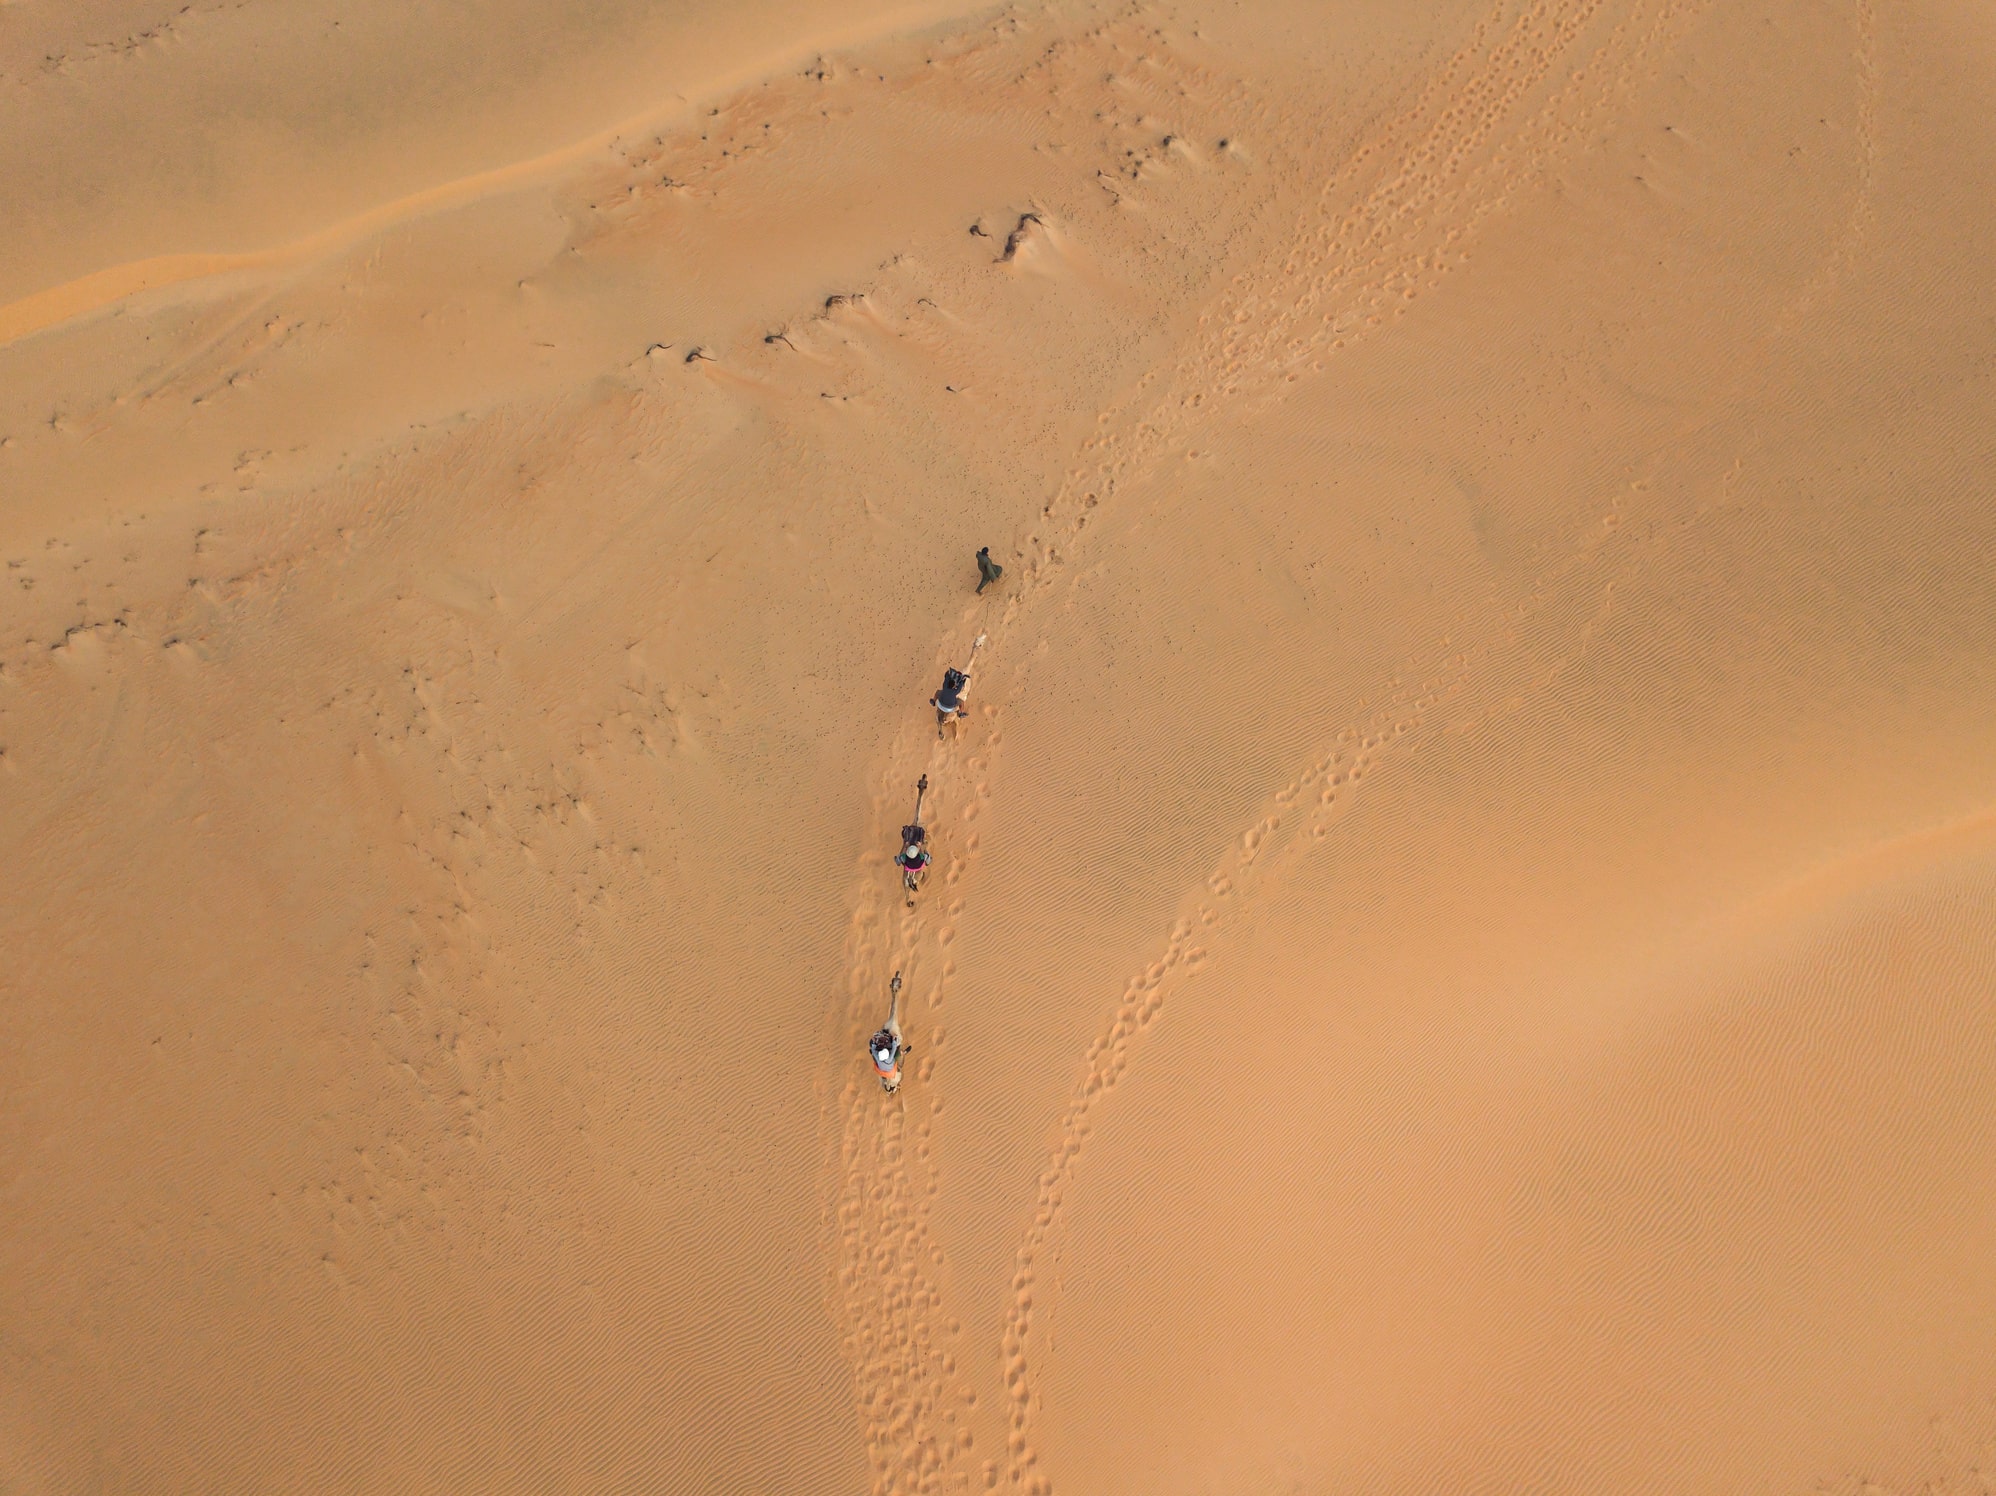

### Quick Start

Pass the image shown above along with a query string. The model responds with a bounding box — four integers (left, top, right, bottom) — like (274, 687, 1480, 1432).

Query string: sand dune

(4, 0, 1995, 1491)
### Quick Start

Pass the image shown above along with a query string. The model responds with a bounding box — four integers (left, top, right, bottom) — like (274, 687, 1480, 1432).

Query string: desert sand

(5, 0, 1996, 1491)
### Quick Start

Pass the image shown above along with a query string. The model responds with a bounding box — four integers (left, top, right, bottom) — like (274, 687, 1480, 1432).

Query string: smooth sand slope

(4, 0, 1996, 1492)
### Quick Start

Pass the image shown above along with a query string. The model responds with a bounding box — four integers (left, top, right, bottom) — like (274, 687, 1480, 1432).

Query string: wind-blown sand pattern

(5, 0, 1996, 1492)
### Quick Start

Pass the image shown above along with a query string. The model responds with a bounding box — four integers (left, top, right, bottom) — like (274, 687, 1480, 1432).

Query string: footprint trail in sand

(830, 2, 1719, 1491)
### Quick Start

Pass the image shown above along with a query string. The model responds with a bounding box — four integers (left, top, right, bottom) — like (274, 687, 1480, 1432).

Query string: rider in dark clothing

(933, 667, 969, 731)
(895, 826, 932, 878)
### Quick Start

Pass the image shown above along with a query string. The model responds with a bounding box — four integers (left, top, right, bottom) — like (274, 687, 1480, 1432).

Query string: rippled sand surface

(4, 1, 1995, 1491)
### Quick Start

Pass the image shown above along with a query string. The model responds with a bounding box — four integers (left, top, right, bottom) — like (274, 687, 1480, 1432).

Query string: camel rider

(896, 778, 931, 903)
(871, 971, 910, 1092)
(933, 667, 969, 731)
(895, 834, 931, 905)
(869, 1027, 908, 1090)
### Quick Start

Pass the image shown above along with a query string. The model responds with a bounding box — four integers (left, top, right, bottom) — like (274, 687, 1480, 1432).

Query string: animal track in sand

(831, 707, 1003, 1496)
(823, 13, 1269, 1488)
(830, 2, 1718, 1491)
(995, 702, 1428, 1493)
(979, 3, 1718, 1488)
(1001, 0, 1713, 629)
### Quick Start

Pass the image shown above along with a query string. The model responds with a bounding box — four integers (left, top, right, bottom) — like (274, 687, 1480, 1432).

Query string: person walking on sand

(975, 546, 1004, 594)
